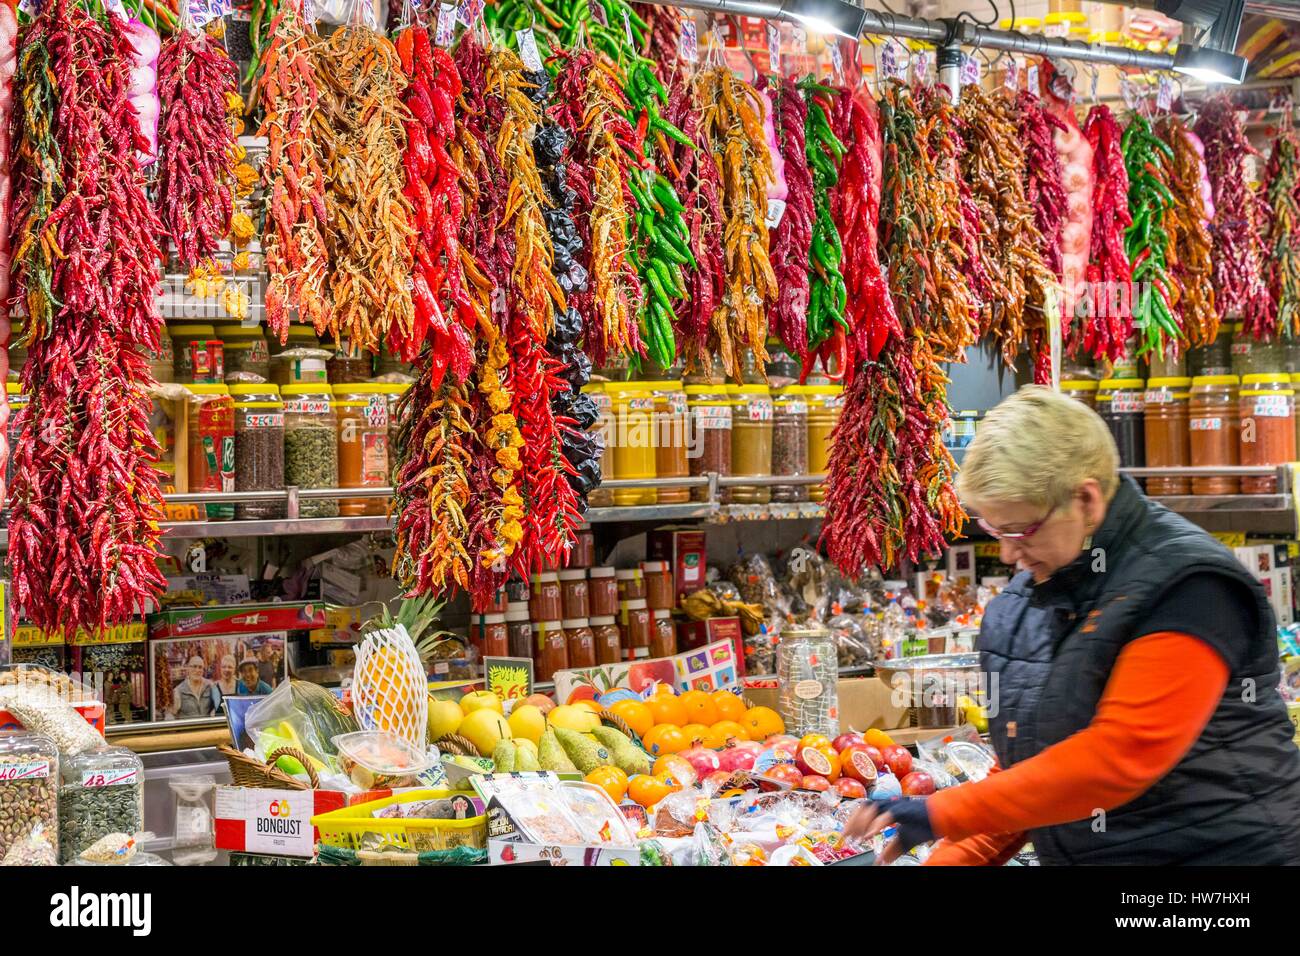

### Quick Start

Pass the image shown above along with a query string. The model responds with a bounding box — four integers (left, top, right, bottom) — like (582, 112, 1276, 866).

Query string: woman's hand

(844, 796, 936, 864)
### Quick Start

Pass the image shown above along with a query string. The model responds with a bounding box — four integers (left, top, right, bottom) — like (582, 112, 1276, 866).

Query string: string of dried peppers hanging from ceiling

(1079, 103, 1133, 363)
(1122, 113, 1180, 357)
(761, 73, 812, 370)
(1157, 114, 1217, 349)
(801, 78, 846, 375)
(1262, 115, 1300, 340)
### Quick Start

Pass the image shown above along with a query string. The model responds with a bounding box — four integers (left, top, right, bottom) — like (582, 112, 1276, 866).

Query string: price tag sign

(516, 28, 543, 71)
(679, 16, 698, 63)
(1044, 20, 1068, 38)
(361, 0, 378, 29)
(1121, 77, 1137, 110)
(829, 43, 844, 80)
(913, 49, 932, 85)
(190, 0, 224, 27)
(105, 0, 127, 20)
(622, 8, 634, 47)
(17, 0, 40, 16)
(1026, 61, 1039, 94)
(766, 198, 786, 229)
(959, 52, 981, 87)
(767, 23, 780, 72)
(1157, 74, 1173, 111)
(881, 40, 903, 81)
(81, 769, 140, 788)
(456, 0, 484, 29)
(435, 3, 457, 46)
(1004, 56, 1019, 91)
(793, 26, 807, 54)
(0, 760, 51, 781)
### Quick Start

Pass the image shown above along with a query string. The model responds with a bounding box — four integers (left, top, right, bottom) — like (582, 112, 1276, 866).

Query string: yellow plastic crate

(312, 789, 487, 854)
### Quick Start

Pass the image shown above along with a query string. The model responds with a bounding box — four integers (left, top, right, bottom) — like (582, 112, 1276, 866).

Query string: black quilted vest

(978, 477, 1300, 865)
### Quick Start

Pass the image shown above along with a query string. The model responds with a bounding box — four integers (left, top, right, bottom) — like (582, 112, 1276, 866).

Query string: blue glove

(870, 795, 935, 855)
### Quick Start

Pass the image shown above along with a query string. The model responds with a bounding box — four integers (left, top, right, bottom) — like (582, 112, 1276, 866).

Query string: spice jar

(218, 323, 270, 382)
(559, 569, 590, 619)
(772, 387, 809, 502)
(1189, 324, 1232, 378)
(766, 338, 801, 384)
(171, 323, 222, 384)
(1143, 377, 1192, 496)
(804, 385, 842, 503)
(1232, 322, 1286, 377)
(530, 572, 562, 622)
(282, 384, 339, 518)
(651, 609, 676, 658)
(589, 567, 618, 617)
(1239, 373, 1295, 494)
(333, 384, 390, 516)
(1097, 378, 1145, 468)
(270, 325, 330, 386)
(1189, 375, 1241, 495)
(58, 747, 144, 864)
(1060, 378, 1099, 409)
(327, 338, 373, 384)
(643, 380, 689, 504)
(607, 383, 657, 505)
(532, 620, 568, 682)
(591, 616, 622, 664)
(1144, 344, 1187, 380)
(619, 598, 651, 657)
(230, 384, 285, 519)
(570, 528, 595, 569)
(0, 731, 59, 863)
(563, 619, 596, 669)
(616, 568, 646, 602)
(186, 384, 235, 520)
(505, 604, 533, 659)
(642, 560, 675, 610)
(730, 384, 774, 504)
(685, 384, 732, 502)
(583, 383, 614, 508)
(469, 613, 509, 659)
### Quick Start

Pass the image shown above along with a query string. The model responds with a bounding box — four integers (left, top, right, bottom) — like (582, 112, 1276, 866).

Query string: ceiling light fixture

(782, 0, 867, 39)
(1157, 0, 1250, 84)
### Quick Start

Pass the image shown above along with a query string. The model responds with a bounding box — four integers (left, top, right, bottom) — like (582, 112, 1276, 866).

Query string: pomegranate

(881, 745, 913, 778)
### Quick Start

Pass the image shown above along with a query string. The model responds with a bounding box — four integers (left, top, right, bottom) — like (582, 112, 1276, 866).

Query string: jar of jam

(1189, 324, 1232, 378)
(1097, 378, 1145, 467)
(589, 567, 618, 617)
(532, 621, 568, 682)
(619, 599, 651, 657)
(1060, 379, 1099, 409)
(1189, 375, 1241, 495)
(591, 616, 621, 664)
(562, 619, 596, 669)
(505, 604, 532, 660)
(616, 568, 646, 602)
(642, 560, 675, 610)
(559, 569, 590, 620)
(530, 572, 562, 622)
(1143, 378, 1192, 496)
(570, 528, 595, 569)
(469, 613, 509, 659)
(651, 609, 676, 658)
(1239, 373, 1295, 494)
(685, 384, 732, 502)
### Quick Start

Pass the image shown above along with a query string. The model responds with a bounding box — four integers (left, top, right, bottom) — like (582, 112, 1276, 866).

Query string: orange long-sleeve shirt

(923, 631, 1230, 865)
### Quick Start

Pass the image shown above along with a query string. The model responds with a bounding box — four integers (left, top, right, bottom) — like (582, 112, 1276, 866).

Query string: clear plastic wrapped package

(332, 730, 434, 789)
(558, 782, 637, 846)
(0, 731, 59, 862)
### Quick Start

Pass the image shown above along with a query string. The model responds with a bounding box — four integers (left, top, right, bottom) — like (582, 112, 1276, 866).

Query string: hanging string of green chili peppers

(1122, 113, 1180, 356)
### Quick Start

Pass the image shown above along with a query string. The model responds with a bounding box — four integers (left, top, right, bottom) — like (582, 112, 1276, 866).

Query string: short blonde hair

(957, 385, 1119, 511)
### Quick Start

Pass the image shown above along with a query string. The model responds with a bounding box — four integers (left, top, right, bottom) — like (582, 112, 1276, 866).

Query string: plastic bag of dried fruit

(1, 822, 57, 866)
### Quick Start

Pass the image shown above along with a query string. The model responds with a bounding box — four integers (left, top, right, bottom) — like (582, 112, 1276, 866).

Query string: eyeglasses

(976, 507, 1056, 541)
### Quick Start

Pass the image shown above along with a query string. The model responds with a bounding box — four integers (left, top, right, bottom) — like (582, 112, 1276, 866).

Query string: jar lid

(1060, 379, 1099, 390)
(285, 325, 319, 342)
(641, 561, 669, 572)
(531, 620, 563, 630)
(504, 605, 530, 621)
(281, 384, 332, 395)
(6, 382, 23, 395)
(627, 647, 650, 659)
(684, 384, 728, 395)
(733, 384, 772, 395)
(331, 400, 369, 408)
(589, 567, 616, 578)
(561, 618, 589, 629)
(581, 382, 605, 393)
(1097, 378, 1144, 390)
(589, 615, 616, 626)
(1146, 377, 1192, 387)
(169, 324, 216, 336)
(216, 324, 265, 337)
(331, 383, 390, 395)
(1241, 373, 1291, 385)
(604, 381, 651, 392)
(615, 569, 644, 580)
(653, 608, 672, 619)
(531, 572, 559, 583)
(1232, 322, 1246, 333)
(230, 383, 281, 396)
(558, 569, 587, 581)
(233, 401, 283, 409)
(186, 384, 230, 395)
(782, 626, 833, 638)
(637, 380, 685, 391)
(622, 598, 648, 609)
(799, 384, 844, 395)
(1242, 388, 1295, 397)
(1192, 375, 1240, 386)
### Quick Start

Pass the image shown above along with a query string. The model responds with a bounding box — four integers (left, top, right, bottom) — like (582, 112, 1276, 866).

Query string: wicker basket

(434, 734, 482, 757)
(599, 709, 640, 747)
(219, 745, 319, 790)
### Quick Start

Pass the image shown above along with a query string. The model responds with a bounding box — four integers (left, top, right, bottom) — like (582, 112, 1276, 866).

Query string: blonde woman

(848, 385, 1300, 865)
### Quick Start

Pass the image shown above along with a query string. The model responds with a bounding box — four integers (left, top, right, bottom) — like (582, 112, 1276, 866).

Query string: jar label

(80, 768, 139, 788)
(362, 432, 388, 485)
(1144, 391, 1178, 404)
(1190, 417, 1223, 431)
(1231, 343, 1252, 355)
(747, 398, 774, 421)
(824, 395, 844, 409)
(1253, 398, 1291, 417)
(1110, 397, 1145, 414)
(793, 679, 823, 700)
(285, 399, 331, 415)
(627, 397, 654, 412)
(248, 340, 270, 363)
(782, 401, 808, 415)
(243, 412, 284, 429)
(669, 393, 688, 415)
(0, 760, 51, 781)
(365, 395, 389, 429)
(697, 407, 732, 429)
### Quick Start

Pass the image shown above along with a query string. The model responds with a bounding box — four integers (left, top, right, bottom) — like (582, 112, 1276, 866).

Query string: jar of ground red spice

(563, 619, 596, 669)
(505, 604, 532, 660)
(530, 572, 562, 622)
(532, 620, 568, 682)
(1143, 377, 1191, 496)
(1238, 373, 1295, 494)
(591, 616, 621, 664)
(651, 609, 676, 658)
(588, 568, 618, 617)
(559, 569, 590, 620)
(619, 599, 651, 658)
(1189, 375, 1241, 495)
(616, 568, 646, 602)
(642, 561, 675, 610)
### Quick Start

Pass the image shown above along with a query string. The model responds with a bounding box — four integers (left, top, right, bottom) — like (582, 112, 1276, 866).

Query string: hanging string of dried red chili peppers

(1080, 104, 1133, 362)
(1196, 94, 1273, 339)
(1016, 90, 1067, 382)
(761, 73, 813, 370)
(1262, 115, 1300, 339)
(1158, 114, 1218, 348)
(156, 20, 238, 269)
(8, 0, 166, 630)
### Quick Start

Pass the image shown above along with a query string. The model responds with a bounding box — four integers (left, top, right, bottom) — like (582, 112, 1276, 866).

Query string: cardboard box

(552, 638, 739, 702)
(147, 601, 325, 639)
(215, 787, 347, 857)
(647, 528, 707, 604)
(743, 677, 908, 732)
(676, 617, 745, 677)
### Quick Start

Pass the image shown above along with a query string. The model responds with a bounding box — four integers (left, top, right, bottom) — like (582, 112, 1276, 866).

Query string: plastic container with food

(332, 731, 434, 789)
(493, 786, 587, 845)
(558, 781, 637, 846)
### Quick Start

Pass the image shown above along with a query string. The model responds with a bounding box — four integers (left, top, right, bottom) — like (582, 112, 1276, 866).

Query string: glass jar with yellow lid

(282, 383, 338, 518)
(582, 382, 614, 508)
(640, 380, 688, 504)
(186, 383, 235, 520)
(269, 325, 330, 386)
(1231, 322, 1285, 377)
(332, 384, 391, 516)
(218, 323, 270, 383)
(1097, 378, 1145, 467)
(1060, 379, 1099, 409)
(1143, 377, 1192, 496)
(1239, 372, 1295, 494)
(730, 384, 774, 504)
(605, 382, 657, 506)
(802, 384, 843, 502)
(230, 383, 284, 519)
(685, 383, 731, 502)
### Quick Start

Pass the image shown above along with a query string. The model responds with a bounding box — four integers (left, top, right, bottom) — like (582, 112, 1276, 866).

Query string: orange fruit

(711, 690, 746, 722)
(799, 733, 832, 753)
(608, 700, 654, 738)
(646, 694, 687, 727)
(628, 773, 678, 808)
(653, 753, 698, 787)
(678, 689, 719, 726)
(711, 720, 749, 745)
(641, 723, 688, 755)
(680, 723, 722, 748)
(742, 706, 785, 740)
(863, 728, 896, 751)
(570, 700, 604, 715)
(584, 766, 629, 803)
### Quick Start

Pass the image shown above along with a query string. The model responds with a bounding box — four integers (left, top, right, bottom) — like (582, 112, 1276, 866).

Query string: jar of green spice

(282, 384, 339, 518)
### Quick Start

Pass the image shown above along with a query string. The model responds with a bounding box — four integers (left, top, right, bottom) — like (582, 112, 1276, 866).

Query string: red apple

(901, 771, 936, 796)
(838, 743, 880, 785)
(881, 745, 913, 779)
(832, 732, 865, 753)
(680, 745, 721, 779)
(833, 777, 867, 799)
(717, 746, 758, 774)
(759, 763, 803, 791)
(800, 775, 831, 792)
